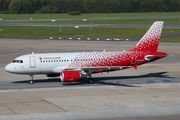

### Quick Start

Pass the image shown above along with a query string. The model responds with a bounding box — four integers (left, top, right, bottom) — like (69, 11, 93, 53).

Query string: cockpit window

(12, 60, 23, 63)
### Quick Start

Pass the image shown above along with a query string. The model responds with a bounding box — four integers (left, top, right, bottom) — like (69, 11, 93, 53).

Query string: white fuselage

(5, 51, 146, 75)
(5, 52, 80, 74)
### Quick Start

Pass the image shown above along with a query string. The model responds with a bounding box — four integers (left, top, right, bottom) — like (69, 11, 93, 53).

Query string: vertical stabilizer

(131, 21, 164, 52)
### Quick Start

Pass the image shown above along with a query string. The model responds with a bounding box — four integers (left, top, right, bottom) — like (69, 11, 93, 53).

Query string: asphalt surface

(0, 38, 180, 120)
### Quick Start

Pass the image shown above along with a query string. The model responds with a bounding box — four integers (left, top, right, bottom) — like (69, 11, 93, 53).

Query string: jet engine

(60, 70, 81, 82)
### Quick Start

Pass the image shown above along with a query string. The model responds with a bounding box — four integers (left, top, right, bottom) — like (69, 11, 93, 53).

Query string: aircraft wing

(52, 66, 131, 74)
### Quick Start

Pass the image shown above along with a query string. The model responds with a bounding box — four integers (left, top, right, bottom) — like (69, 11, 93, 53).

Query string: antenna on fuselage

(32, 51, 34, 54)
(103, 49, 106, 52)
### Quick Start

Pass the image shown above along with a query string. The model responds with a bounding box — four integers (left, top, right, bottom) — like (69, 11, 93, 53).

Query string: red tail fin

(131, 21, 164, 52)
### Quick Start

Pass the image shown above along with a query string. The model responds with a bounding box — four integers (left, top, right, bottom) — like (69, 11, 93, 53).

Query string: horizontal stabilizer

(145, 52, 167, 61)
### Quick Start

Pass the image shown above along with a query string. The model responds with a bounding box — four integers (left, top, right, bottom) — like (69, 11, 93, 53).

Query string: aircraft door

(29, 56, 36, 68)
(131, 56, 137, 64)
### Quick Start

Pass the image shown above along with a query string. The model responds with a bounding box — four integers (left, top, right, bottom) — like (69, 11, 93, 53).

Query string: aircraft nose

(5, 64, 14, 73)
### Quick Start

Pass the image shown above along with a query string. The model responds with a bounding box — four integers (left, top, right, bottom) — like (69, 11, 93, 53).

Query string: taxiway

(0, 38, 180, 120)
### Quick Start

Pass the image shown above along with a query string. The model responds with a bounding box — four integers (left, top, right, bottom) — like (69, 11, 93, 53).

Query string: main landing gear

(29, 75, 34, 84)
(81, 73, 95, 84)
(88, 78, 95, 84)
(87, 74, 95, 84)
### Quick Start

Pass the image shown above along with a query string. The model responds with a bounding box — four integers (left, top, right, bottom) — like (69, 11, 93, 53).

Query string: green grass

(162, 28, 180, 34)
(1, 12, 180, 20)
(161, 37, 180, 42)
(0, 26, 127, 38)
(1, 12, 180, 25)
(0, 27, 153, 38)
(0, 26, 180, 41)
(0, 12, 180, 42)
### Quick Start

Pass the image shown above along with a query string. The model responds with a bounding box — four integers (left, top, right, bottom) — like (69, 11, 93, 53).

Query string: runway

(0, 38, 180, 119)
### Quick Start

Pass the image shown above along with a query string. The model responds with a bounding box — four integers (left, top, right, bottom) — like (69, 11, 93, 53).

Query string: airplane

(5, 21, 167, 84)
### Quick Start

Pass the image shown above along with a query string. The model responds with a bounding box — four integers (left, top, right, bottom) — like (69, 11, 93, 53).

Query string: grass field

(0, 26, 148, 38)
(1, 12, 180, 20)
(1, 12, 180, 24)
(0, 26, 179, 41)
(0, 12, 180, 42)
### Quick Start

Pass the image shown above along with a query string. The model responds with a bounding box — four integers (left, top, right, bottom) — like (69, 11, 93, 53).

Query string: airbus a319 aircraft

(5, 21, 167, 84)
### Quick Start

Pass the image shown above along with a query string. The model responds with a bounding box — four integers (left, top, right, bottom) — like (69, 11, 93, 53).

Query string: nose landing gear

(29, 75, 34, 84)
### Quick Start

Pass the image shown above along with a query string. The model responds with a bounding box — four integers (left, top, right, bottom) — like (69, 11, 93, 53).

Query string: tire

(29, 80, 34, 84)
(88, 79, 95, 84)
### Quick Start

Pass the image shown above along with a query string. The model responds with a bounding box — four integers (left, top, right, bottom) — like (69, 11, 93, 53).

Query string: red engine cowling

(60, 71, 81, 82)
(46, 73, 60, 77)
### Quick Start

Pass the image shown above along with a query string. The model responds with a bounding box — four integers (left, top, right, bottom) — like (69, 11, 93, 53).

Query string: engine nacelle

(60, 70, 81, 82)
(46, 73, 60, 77)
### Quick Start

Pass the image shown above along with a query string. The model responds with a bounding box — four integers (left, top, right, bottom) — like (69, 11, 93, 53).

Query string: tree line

(0, 0, 180, 14)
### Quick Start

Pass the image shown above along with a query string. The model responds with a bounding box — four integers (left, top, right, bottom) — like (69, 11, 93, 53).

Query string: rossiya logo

(38, 57, 42, 61)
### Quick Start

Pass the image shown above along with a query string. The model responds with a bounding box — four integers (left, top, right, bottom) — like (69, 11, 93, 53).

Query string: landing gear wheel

(29, 80, 34, 84)
(88, 78, 95, 84)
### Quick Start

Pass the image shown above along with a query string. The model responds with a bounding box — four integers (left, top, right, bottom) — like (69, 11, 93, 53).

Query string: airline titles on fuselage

(38, 56, 61, 60)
